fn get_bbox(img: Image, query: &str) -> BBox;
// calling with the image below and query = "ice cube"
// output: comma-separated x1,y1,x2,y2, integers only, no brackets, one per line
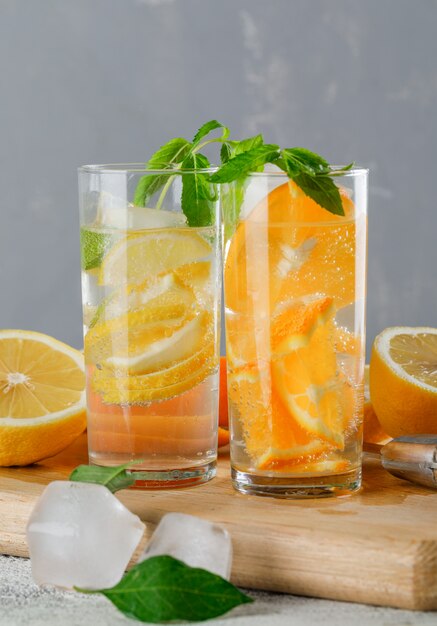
138,513,232,580
26,481,145,590
126,206,187,229
97,192,187,230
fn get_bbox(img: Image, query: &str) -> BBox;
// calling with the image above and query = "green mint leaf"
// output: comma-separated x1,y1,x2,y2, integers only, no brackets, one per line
134,138,191,206
133,174,168,207
292,171,345,216
221,134,264,164
69,463,136,493
146,137,192,169
181,152,217,227
220,141,232,164
210,144,280,183
192,119,230,145
80,228,112,271
234,134,264,154
330,161,355,175
230,134,264,157
76,556,253,623
279,148,347,216
343,162,355,171
282,147,330,176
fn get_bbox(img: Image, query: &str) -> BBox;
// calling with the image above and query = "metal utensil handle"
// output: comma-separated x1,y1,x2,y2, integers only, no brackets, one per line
381,435,437,489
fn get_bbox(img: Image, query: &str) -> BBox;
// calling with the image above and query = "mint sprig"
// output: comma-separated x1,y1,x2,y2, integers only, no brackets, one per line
69,463,137,492
212,144,353,217
134,120,355,225
76,556,252,624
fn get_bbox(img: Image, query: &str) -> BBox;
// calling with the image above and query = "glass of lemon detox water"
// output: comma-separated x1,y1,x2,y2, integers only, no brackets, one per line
79,164,221,487
223,166,368,497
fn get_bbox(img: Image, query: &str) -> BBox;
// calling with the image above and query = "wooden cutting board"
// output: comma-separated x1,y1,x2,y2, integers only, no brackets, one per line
1,434,436,611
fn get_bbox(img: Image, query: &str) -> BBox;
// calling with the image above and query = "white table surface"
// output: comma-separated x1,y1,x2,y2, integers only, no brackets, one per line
0,554,435,626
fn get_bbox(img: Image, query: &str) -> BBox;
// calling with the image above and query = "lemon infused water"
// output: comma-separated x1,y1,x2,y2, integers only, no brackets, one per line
223,169,368,497
79,165,221,487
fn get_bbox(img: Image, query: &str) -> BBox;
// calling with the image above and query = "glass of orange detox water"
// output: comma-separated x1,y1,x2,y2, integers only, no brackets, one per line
223,166,368,497
79,164,221,487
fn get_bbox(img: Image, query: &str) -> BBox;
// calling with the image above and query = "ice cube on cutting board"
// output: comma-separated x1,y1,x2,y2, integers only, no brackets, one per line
26,481,145,590
138,512,232,580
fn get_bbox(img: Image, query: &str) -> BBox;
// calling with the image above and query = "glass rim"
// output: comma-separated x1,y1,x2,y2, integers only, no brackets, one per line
78,163,368,177
78,163,218,175
248,164,369,178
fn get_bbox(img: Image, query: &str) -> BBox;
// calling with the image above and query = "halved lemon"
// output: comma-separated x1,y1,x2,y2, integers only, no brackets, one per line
0,330,86,466
98,229,212,286
370,327,437,438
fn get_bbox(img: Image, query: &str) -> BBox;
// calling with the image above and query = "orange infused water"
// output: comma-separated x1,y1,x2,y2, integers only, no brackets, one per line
224,174,367,496
80,202,221,485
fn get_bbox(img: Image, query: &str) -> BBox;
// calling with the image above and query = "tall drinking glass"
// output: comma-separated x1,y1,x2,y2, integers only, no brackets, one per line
223,166,368,497
78,164,221,488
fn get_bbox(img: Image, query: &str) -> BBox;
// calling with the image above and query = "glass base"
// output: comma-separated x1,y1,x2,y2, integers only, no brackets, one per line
119,461,216,490
231,466,361,498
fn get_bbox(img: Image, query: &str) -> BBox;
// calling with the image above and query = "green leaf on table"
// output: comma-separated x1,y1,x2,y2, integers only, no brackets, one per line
80,228,113,271
76,556,253,624
210,144,280,183
134,137,192,206
69,463,136,493
192,119,230,145
181,152,217,227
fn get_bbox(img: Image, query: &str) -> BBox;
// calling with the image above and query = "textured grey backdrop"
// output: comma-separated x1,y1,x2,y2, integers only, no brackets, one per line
0,0,436,355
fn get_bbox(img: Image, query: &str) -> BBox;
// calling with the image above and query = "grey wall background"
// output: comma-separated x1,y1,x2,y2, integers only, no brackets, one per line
0,0,436,356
